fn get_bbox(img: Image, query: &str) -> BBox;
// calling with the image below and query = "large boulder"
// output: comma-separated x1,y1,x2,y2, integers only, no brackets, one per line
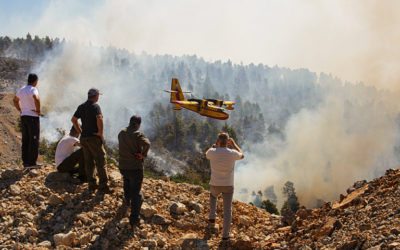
2,169,23,179
37,241,52,248
48,194,64,206
9,184,21,195
45,172,73,183
141,203,157,218
170,202,186,215
53,232,76,246
180,233,210,250
238,215,252,226
152,214,171,225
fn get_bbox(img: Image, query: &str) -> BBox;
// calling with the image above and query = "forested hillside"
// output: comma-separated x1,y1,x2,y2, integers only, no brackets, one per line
2,35,400,210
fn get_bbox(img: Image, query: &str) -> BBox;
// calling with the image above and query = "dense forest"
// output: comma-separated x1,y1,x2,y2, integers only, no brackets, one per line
2,35,400,211
0,34,60,60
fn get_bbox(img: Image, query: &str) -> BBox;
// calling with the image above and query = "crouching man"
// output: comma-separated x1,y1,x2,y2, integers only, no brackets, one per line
118,115,150,226
55,126,86,181
205,132,244,240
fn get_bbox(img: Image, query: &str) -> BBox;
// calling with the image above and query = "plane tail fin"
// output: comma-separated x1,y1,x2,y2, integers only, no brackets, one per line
164,78,190,102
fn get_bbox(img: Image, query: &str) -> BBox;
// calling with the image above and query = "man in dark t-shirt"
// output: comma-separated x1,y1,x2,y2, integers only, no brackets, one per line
71,88,109,193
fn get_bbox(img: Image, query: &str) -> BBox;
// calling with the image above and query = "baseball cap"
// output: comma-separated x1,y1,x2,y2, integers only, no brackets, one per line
88,88,102,97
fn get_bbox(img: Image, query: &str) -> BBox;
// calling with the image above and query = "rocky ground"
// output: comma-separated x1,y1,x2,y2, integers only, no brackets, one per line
2,162,400,249
276,168,400,249
0,163,283,249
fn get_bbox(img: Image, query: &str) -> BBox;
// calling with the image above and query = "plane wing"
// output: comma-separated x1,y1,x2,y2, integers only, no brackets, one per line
172,100,199,105
164,90,192,93
223,101,235,105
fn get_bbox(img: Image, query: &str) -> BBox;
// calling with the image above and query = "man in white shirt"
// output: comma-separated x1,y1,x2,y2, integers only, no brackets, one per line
13,73,41,168
55,126,86,181
205,132,244,240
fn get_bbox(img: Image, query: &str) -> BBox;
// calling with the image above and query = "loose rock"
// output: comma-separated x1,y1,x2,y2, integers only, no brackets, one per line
53,232,76,246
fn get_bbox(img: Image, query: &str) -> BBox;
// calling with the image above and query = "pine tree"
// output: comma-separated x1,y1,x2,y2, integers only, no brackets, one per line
261,200,279,215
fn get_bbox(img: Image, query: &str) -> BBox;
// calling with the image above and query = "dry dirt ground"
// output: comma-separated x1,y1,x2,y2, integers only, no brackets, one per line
0,92,22,165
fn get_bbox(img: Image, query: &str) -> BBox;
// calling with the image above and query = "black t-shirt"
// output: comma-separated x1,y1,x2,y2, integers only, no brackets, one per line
73,100,102,137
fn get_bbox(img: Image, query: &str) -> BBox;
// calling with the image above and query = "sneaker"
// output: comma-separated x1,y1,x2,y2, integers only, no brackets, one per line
222,234,234,241
24,164,42,169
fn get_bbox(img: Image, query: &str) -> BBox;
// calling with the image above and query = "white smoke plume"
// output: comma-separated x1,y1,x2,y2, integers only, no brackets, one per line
234,1,400,207
235,88,400,207
17,0,400,208
37,44,154,142
18,0,400,91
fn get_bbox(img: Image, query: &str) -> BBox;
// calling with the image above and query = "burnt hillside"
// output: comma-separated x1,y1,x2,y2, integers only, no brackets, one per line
0,57,32,92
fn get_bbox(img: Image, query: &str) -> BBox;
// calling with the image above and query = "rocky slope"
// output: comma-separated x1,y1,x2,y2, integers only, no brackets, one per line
2,162,400,249
0,163,283,249
277,168,400,249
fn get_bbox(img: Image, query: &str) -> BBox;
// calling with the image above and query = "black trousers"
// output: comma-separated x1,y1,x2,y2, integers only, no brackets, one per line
57,148,86,178
120,169,143,222
21,116,40,166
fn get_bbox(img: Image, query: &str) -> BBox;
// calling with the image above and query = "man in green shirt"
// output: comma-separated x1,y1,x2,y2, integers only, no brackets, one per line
118,115,150,226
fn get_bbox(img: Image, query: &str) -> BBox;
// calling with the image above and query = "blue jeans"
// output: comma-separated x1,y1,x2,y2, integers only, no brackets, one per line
120,169,143,222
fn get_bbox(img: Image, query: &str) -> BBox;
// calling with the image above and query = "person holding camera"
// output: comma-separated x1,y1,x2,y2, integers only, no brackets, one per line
205,132,244,240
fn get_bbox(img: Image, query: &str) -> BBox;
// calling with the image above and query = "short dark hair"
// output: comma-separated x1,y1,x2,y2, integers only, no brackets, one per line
70,126,78,135
218,132,229,146
88,88,101,98
28,74,38,84
129,115,142,126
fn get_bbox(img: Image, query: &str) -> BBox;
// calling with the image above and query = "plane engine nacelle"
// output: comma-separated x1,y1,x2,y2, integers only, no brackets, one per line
226,105,234,110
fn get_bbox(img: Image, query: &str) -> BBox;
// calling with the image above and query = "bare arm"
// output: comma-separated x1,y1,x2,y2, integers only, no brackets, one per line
74,141,82,147
228,138,245,159
32,94,40,116
71,116,82,134
13,96,21,113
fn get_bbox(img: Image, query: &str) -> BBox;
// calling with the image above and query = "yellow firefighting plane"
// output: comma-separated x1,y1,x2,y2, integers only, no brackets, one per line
164,78,235,120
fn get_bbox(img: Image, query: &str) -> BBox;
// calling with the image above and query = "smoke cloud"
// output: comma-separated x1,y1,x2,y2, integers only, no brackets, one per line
10,0,399,90
235,89,400,207
234,1,400,207
37,44,155,142
18,0,400,207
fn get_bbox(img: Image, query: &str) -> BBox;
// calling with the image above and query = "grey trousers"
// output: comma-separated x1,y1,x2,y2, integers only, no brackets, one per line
208,185,234,238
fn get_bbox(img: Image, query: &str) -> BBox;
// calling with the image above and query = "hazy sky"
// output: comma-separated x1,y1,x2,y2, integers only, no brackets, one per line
1,0,400,90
